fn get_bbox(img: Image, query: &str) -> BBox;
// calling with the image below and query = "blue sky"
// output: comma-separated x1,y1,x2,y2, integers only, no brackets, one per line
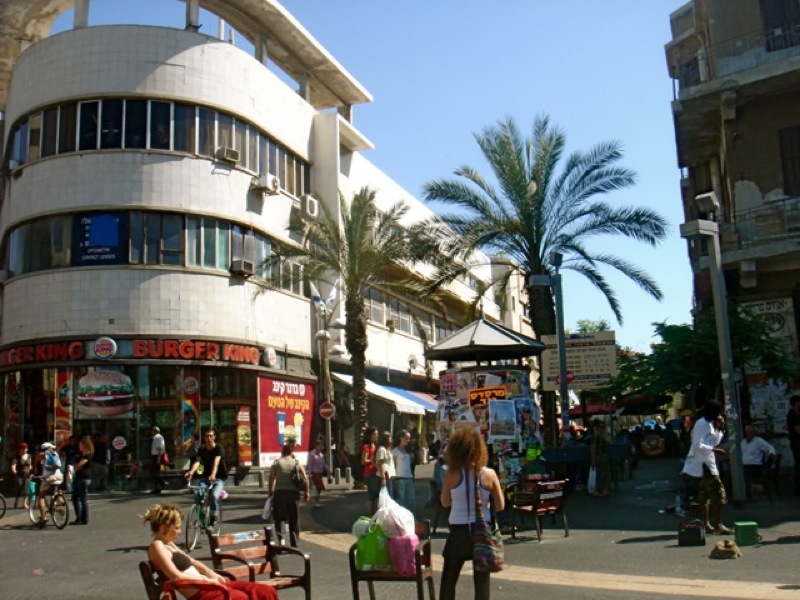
53,1,690,352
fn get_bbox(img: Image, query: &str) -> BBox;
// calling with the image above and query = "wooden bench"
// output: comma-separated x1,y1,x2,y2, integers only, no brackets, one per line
507,479,569,542
139,560,233,600
207,526,311,600
348,520,434,600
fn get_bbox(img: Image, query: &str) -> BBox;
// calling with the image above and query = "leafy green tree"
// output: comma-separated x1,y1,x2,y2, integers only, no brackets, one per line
602,305,797,411
285,186,441,467
423,115,668,439
575,319,611,334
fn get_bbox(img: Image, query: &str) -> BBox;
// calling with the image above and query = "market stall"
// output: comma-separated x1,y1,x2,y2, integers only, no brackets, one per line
425,316,547,486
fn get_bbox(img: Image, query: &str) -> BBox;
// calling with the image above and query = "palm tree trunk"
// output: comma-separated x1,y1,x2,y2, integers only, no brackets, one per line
528,284,560,446
345,293,369,479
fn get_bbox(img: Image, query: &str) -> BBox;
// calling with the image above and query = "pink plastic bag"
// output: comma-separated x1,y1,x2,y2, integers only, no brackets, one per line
388,534,419,577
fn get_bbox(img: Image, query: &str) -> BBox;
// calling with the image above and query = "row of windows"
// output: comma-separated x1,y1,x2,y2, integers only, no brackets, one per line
361,287,455,344
6,211,304,295
8,98,312,198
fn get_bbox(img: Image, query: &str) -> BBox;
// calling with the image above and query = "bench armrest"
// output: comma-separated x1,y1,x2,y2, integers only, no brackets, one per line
163,579,231,600
268,543,311,577
213,552,256,581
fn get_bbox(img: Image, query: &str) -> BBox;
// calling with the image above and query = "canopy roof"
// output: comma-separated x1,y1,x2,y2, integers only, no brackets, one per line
424,317,545,363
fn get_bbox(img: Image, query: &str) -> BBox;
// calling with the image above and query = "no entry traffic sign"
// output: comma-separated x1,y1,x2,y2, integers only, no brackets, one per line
319,401,336,420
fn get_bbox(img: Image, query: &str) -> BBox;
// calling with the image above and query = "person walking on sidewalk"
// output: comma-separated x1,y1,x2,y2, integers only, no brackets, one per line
306,438,329,508
439,426,504,600
150,426,167,494
268,442,309,546
787,394,800,495
10,442,32,509
375,430,395,497
682,400,733,535
392,429,416,514
361,427,379,516
71,435,93,525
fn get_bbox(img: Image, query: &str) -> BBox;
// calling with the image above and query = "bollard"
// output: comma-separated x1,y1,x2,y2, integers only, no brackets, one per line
334,468,341,485
345,466,352,483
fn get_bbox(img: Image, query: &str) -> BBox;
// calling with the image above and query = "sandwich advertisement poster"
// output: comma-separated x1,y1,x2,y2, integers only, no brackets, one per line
75,368,135,419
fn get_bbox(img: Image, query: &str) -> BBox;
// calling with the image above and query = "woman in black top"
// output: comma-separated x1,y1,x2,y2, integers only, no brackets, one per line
72,435,93,524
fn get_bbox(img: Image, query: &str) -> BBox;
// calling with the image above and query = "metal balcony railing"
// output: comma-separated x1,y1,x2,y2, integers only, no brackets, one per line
678,24,800,90
734,197,800,244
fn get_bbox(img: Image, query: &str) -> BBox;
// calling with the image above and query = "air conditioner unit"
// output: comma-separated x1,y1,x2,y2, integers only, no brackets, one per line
230,259,255,277
217,147,240,163
302,194,319,219
385,318,396,332
255,173,280,195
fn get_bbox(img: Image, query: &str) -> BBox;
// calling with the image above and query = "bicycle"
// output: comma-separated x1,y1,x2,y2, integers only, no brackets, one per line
28,476,69,529
185,483,223,552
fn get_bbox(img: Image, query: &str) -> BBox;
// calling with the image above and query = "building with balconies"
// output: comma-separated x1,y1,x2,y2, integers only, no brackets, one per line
666,0,800,397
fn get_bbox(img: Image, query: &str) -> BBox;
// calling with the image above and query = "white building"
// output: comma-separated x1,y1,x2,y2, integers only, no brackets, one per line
0,1,530,473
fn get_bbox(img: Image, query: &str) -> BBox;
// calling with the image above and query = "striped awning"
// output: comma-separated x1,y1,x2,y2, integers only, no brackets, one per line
331,373,425,415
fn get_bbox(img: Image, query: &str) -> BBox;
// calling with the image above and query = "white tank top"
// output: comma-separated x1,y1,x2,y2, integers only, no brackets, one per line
448,468,492,525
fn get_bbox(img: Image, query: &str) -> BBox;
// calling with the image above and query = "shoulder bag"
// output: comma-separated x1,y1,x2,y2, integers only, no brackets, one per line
291,459,306,491
471,468,504,573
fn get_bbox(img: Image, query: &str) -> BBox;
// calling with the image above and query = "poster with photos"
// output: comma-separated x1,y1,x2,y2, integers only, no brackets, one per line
488,399,517,440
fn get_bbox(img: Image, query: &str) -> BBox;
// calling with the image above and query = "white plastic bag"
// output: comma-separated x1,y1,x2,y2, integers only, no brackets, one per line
587,466,597,495
370,486,415,538
261,496,273,522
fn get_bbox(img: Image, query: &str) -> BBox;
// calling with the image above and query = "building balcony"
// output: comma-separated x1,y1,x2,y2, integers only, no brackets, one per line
734,197,800,244
675,26,800,92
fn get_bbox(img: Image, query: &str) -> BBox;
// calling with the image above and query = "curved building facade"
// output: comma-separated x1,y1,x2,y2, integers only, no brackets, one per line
0,2,524,478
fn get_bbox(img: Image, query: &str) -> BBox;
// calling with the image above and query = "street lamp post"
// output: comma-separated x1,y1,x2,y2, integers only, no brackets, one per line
311,281,345,480
680,191,746,505
530,251,570,437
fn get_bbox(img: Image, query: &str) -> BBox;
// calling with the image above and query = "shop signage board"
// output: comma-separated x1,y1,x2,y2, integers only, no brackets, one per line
257,375,316,465
540,331,617,391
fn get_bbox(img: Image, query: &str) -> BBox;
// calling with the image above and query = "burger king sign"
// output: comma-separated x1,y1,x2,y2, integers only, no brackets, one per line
93,337,118,360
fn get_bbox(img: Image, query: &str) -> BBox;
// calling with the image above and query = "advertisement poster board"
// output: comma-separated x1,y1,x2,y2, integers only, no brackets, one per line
258,376,315,466
180,369,200,453
54,369,72,447
237,406,253,466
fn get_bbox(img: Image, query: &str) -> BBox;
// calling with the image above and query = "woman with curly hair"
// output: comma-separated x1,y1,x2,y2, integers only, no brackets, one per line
439,426,504,600
143,503,277,599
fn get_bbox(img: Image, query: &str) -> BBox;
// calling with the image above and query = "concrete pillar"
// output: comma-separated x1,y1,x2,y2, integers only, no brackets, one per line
74,0,90,29
299,73,311,102
218,18,225,40
185,0,200,31
256,35,268,66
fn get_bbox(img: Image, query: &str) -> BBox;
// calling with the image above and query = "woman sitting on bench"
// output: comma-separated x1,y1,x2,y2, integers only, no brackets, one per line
144,503,278,599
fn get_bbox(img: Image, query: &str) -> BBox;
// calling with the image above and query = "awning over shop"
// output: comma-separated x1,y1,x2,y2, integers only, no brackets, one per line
331,373,425,415
383,386,438,413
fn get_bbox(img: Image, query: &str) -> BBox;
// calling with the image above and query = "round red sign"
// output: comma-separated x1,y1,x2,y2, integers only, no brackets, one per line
319,401,336,420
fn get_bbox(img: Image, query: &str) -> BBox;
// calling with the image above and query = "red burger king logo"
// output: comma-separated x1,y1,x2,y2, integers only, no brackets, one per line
93,337,117,360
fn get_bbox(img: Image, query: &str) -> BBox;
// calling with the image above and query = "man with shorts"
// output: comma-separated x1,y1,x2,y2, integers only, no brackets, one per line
37,442,63,527
682,400,732,534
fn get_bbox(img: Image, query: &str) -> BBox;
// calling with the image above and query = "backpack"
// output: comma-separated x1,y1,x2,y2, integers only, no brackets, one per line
45,450,61,470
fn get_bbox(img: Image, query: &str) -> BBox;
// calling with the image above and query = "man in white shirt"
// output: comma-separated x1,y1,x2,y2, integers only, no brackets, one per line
741,424,777,498
150,426,166,494
682,400,732,535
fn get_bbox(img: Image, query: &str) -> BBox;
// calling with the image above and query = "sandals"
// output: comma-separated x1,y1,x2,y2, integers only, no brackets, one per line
714,525,733,535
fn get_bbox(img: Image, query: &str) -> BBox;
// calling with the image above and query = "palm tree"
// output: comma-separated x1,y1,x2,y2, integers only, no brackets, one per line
286,186,439,469
423,115,668,439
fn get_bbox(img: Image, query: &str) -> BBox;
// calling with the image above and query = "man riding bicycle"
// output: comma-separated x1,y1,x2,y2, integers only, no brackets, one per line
36,442,63,526
183,428,227,525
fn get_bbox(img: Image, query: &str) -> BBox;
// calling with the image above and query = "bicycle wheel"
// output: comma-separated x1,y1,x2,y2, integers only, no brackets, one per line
51,493,69,529
209,504,222,536
185,505,200,552
0,494,6,520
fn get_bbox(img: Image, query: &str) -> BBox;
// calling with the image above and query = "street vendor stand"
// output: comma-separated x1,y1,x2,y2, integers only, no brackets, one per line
425,316,562,531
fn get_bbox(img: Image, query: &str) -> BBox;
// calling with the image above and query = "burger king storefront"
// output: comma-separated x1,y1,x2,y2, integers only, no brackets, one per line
0,336,317,484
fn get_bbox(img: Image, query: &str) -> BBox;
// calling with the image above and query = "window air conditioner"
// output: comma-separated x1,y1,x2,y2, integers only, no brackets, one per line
230,259,255,277
302,194,319,219
385,318,396,332
217,147,240,163
256,173,280,195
